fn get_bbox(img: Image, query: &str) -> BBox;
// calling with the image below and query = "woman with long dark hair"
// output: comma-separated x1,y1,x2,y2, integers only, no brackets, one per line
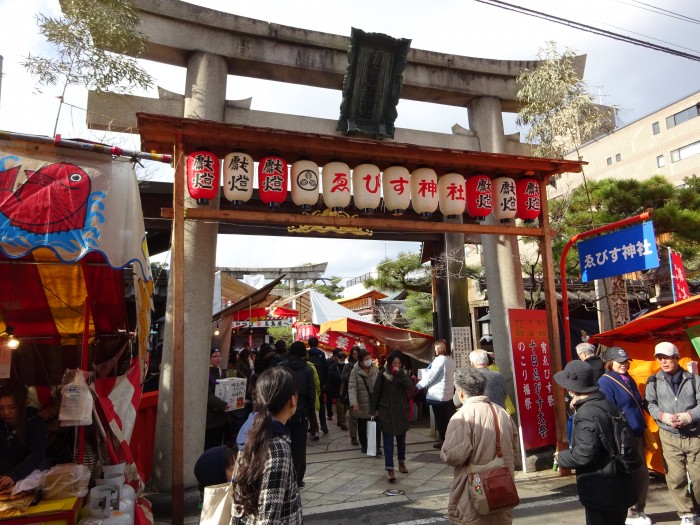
0,382,47,490
370,350,413,483
232,367,302,524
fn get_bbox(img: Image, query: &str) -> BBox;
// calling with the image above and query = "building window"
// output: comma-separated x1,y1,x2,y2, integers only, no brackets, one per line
666,103,700,129
671,140,700,163
606,157,612,165
615,153,622,162
657,155,665,168
652,121,660,135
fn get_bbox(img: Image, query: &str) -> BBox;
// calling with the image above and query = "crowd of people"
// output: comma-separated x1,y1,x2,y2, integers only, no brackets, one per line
198,335,700,525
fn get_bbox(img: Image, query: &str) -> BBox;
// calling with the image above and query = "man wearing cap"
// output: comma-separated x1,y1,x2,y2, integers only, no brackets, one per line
646,341,700,525
554,360,635,524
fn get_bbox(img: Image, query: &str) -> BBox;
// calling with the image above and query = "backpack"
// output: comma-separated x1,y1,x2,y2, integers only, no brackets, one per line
597,409,643,476
328,362,343,386
309,350,328,386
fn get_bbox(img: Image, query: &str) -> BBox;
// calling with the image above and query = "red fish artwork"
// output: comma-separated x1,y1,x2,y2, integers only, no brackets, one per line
0,163,92,234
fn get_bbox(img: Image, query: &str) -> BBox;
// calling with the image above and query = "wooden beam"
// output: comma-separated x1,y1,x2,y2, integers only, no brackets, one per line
160,207,546,238
137,113,584,179
538,176,570,470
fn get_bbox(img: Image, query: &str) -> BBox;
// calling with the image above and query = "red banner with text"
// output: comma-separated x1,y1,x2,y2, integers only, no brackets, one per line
508,309,556,450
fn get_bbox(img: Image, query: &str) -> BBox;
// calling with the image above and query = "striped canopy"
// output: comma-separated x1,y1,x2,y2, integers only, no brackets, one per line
0,138,152,375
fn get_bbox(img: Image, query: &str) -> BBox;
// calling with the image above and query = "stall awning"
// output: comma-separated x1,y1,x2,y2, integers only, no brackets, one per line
590,294,700,349
320,317,434,362
0,138,152,365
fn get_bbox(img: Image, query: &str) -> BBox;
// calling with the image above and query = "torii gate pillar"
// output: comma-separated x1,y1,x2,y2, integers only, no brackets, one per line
468,96,525,401
154,52,227,492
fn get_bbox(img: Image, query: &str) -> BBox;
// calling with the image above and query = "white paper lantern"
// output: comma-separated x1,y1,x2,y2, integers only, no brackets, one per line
438,172,466,217
222,152,254,205
410,168,438,217
382,166,411,216
290,160,320,209
352,163,381,213
322,161,351,211
492,176,517,222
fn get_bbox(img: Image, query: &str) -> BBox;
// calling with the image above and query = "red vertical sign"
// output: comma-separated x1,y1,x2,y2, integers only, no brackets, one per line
508,309,556,449
670,248,690,302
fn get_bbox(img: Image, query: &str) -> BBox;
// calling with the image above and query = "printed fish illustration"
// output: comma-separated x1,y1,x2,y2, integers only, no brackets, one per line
0,163,92,234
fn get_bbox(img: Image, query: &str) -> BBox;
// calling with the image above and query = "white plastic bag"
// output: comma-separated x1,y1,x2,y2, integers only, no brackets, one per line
42,463,91,499
12,469,47,495
367,419,377,456
59,369,93,426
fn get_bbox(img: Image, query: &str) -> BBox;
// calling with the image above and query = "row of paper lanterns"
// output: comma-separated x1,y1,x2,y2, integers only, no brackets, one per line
186,150,542,222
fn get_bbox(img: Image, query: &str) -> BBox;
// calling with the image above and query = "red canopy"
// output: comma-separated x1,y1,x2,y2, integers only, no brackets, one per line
590,294,700,353
320,317,434,362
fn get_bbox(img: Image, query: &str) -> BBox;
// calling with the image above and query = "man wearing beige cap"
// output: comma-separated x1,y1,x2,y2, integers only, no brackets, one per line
645,341,700,525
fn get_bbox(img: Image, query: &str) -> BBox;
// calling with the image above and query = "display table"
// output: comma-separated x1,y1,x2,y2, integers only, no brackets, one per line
0,496,83,525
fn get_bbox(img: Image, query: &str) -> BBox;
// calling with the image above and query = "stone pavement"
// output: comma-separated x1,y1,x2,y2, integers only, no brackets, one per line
152,414,556,523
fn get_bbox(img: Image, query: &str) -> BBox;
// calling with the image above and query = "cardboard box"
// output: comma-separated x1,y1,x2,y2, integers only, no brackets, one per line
215,377,247,411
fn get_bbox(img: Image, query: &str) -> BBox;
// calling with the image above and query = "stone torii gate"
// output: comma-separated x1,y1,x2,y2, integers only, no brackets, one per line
87,0,586,513
219,263,328,295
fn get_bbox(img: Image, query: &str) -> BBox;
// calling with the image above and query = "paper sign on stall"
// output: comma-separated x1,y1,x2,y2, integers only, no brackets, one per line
215,378,247,411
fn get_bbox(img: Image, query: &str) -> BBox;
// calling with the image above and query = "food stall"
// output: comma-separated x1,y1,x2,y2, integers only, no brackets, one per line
0,134,163,522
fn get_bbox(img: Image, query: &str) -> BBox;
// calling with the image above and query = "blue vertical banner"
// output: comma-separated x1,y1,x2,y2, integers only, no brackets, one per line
578,222,659,282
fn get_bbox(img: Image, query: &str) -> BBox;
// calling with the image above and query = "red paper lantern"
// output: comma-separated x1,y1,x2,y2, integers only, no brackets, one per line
186,150,220,205
258,155,289,208
465,175,492,220
516,178,541,222
492,176,517,223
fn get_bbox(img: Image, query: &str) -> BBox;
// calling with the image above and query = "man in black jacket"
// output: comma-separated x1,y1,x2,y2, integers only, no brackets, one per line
554,360,635,525
576,342,604,381
308,336,329,434
280,341,316,487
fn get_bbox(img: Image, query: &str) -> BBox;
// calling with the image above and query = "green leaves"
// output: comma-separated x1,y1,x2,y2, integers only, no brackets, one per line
516,42,613,159
22,0,153,95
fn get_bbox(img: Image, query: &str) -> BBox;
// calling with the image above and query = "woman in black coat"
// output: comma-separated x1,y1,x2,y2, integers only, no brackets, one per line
370,350,413,483
554,360,635,525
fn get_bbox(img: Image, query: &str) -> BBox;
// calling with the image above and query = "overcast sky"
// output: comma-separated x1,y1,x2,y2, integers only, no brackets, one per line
1,0,699,285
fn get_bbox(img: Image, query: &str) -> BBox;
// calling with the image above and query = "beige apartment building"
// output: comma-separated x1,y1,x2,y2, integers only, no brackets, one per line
557,89,700,196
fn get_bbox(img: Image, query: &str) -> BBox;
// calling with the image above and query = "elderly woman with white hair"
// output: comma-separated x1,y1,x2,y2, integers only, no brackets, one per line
440,366,519,524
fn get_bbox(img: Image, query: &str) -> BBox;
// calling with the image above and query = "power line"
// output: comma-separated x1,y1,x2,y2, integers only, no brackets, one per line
617,0,700,25
474,0,700,62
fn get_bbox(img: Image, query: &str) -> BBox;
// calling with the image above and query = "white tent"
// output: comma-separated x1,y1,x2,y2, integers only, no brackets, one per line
273,288,364,325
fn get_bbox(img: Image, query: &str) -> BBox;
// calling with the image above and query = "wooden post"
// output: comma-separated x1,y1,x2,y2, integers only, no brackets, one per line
538,178,570,466
171,140,185,523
